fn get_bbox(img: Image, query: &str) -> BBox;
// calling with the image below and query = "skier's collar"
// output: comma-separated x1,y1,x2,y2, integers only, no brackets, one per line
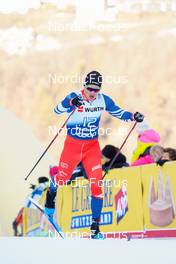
81,90,96,103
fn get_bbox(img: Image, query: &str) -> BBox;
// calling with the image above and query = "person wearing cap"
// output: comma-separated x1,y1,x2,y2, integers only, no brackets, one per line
131,128,161,164
45,70,144,239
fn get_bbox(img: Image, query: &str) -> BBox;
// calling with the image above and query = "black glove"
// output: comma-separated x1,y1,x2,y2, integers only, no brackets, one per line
156,159,168,167
134,112,144,123
30,184,36,190
71,96,84,107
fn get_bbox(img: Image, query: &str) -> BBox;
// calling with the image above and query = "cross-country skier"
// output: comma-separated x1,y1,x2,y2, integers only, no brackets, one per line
44,71,144,239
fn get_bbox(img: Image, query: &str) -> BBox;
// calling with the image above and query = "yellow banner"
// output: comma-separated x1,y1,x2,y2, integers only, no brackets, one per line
23,162,176,237
23,191,49,236
56,166,143,237
141,161,176,230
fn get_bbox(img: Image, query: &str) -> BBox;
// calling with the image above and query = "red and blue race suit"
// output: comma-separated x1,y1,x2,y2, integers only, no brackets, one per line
52,90,133,220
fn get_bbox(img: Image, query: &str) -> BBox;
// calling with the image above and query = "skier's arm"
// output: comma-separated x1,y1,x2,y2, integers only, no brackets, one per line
54,92,78,115
103,94,133,121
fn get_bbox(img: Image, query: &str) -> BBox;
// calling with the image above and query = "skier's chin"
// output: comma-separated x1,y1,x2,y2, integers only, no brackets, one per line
89,95,96,100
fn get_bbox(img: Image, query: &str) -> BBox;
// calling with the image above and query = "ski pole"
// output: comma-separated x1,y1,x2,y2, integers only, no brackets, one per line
103,121,137,179
25,108,76,181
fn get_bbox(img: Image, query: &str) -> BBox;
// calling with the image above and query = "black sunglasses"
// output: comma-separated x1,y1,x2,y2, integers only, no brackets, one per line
86,87,100,93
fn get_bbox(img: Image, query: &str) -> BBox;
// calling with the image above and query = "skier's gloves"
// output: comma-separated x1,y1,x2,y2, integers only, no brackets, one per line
70,96,84,107
133,112,144,123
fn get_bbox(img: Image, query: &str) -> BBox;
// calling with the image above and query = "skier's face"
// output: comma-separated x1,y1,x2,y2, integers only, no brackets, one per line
84,87,100,100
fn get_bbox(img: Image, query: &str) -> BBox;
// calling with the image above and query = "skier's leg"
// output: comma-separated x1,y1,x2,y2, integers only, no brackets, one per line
82,140,103,238
45,136,82,217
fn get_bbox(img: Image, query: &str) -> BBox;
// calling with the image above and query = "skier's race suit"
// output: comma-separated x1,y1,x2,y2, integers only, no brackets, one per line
52,89,133,219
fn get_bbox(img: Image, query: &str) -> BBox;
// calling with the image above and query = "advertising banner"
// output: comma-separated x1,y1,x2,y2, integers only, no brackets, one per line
23,191,49,236
141,161,176,237
56,166,144,238
23,162,176,238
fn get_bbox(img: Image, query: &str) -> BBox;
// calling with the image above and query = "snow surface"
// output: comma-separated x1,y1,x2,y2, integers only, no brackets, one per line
0,237,176,264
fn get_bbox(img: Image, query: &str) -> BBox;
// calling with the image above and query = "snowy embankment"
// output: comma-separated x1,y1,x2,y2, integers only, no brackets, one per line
0,237,175,264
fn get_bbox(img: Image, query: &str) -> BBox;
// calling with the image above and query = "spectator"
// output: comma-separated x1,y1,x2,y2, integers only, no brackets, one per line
131,128,160,163
157,148,176,166
131,145,164,166
163,148,176,161
49,166,59,178
12,208,23,236
102,144,129,170
24,176,49,208
12,176,49,236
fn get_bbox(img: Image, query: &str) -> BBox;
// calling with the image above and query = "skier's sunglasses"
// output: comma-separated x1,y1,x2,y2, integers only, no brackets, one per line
86,87,100,93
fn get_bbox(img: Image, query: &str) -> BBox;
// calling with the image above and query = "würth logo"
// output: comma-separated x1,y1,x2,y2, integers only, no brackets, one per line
78,106,84,112
85,107,104,112
77,106,104,113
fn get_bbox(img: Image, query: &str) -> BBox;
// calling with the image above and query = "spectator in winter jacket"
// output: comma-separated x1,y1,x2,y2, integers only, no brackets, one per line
24,176,49,208
102,144,129,170
131,145,164,167
157,147,176,166
131,128,161,164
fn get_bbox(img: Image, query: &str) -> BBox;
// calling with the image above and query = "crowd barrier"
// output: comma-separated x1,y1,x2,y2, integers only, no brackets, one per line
23,161,176,238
